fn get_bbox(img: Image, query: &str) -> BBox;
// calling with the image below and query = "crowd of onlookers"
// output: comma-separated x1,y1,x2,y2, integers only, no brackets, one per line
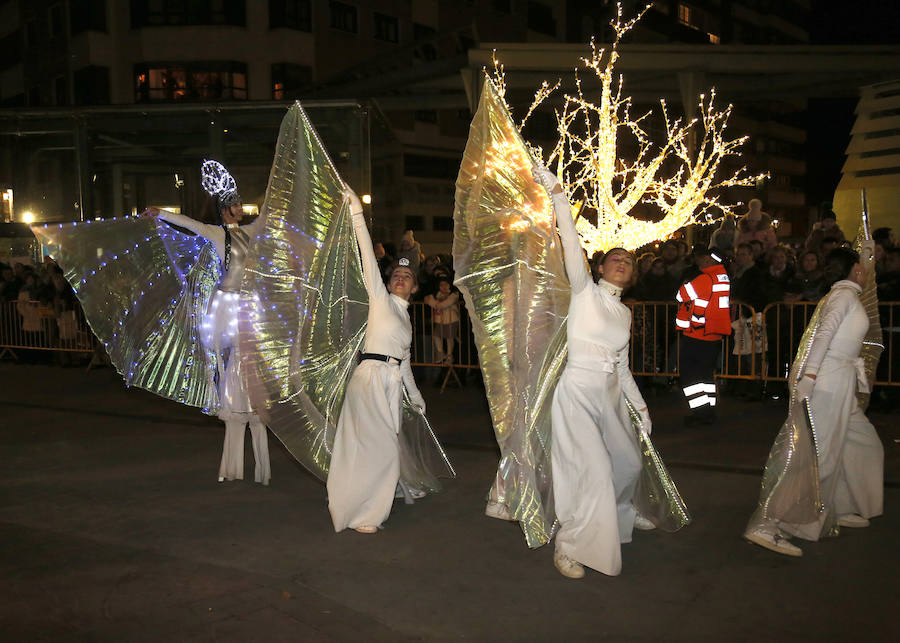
1,256,83,363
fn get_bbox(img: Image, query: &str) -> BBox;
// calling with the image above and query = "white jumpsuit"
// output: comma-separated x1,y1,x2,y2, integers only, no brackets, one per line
550,191,648,576
777,280,884,540
326,207,426,532
156,210,271,485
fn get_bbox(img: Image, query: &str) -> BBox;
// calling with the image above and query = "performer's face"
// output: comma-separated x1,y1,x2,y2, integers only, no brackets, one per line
389,267,417,300
222,203,243,225
600,250,634,287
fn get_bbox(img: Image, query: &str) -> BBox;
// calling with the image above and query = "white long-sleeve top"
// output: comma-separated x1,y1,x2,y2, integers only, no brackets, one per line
551,190,647,410
156,210,265,290
803,280,869,378
351,208,425,408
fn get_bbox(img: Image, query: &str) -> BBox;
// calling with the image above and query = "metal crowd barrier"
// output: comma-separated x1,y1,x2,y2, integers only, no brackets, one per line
3,296,897,388
0,299,98,361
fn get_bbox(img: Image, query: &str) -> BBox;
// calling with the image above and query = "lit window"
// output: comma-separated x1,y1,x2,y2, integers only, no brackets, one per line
708,32,720,44
678,3,692,27
134,62,249,102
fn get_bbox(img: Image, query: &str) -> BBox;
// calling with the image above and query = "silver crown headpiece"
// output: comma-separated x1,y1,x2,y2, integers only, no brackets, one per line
398,257,410,267
200,159,240,206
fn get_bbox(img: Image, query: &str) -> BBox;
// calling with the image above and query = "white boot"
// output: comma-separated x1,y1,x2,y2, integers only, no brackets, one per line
554,551,585,579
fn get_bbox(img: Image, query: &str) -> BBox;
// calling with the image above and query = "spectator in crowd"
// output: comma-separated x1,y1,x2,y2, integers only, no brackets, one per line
873,227,894,250
660,240,688,282
877,247,900,302
763,246,795,303
731,243,767,312
735,199,777,250
373,241,393,283
748,239,767,269
636,252,655,278
425,276,461,371
784,250,827,303
1,262,22,301
637,258,679,301
398,230,422,274
16,271,46,363
709,214,738,253
417,254,444,300
804,209,846,256
729,243,767,398
819,235,841,260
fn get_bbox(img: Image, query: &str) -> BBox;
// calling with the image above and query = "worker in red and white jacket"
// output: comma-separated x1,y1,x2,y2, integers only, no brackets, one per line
675,245,732,425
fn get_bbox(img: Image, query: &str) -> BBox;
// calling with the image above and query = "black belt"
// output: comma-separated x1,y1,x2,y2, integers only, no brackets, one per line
359,352,401,365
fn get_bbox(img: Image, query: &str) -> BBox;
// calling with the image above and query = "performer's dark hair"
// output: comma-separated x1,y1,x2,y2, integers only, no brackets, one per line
199,194,227,224
822,247,859,286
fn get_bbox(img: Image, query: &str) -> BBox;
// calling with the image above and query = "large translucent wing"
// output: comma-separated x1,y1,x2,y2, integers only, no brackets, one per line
32,217,220,412
453,77,570,547
239,102,368,481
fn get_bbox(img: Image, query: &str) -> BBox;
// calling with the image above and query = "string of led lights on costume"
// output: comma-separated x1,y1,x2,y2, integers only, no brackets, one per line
32,216,221,413
489,2,767,255
237,102,454,492
452,76,689,549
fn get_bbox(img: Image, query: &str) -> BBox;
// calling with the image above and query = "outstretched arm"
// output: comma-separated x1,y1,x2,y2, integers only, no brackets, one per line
345,188,383,298
532,166,590,294
143,207,220,241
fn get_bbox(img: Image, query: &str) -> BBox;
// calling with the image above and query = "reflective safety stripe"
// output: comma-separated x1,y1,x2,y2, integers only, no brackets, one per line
676,318,690,328
718,296,729,308
684,282,699,301
701,382,717,393
676,291,683,302
711,284,729,292
694,298,709,307
691,315,706,324
689,395,714,408
683,383,706,396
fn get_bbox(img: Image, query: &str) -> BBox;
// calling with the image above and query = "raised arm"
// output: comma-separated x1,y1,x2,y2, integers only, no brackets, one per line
345,188,383,298
532,166,590,294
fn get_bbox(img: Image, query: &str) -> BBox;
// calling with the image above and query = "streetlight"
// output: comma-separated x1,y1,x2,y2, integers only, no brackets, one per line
22,211,35,224
361,194,372,205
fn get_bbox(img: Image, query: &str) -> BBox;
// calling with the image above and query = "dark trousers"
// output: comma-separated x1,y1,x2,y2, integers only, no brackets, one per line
679,335,721,418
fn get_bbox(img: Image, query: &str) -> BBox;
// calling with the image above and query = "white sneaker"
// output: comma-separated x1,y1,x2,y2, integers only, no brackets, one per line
744,528,803,557
485,501,514,521
837,514,870,528
634,514,656,531
554,551,585,579
217,476,225,483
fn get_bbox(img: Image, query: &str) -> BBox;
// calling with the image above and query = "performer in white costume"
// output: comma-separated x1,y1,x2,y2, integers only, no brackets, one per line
326,188,428,534
744,246,884,556
144,160,271,485
534,167,655,579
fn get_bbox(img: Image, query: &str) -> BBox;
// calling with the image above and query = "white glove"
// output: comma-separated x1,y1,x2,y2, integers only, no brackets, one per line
637,407,652,436
342,186,363,214
531,165,562,195
794,375,815,402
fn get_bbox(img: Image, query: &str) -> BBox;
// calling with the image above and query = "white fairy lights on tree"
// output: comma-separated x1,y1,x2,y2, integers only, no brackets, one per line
492,3,768,254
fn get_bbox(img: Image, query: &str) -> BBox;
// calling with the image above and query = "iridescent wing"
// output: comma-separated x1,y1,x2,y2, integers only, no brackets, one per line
853,190,883,410
238,102,367,481
453,77,570,547
32,217,221,412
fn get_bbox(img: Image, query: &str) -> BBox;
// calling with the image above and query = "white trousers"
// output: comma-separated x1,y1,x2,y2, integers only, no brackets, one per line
219,418,271,485
551,364,641,576
327,361,402,532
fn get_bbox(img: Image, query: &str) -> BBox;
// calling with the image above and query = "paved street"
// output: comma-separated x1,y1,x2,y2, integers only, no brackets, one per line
1,362,897,641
